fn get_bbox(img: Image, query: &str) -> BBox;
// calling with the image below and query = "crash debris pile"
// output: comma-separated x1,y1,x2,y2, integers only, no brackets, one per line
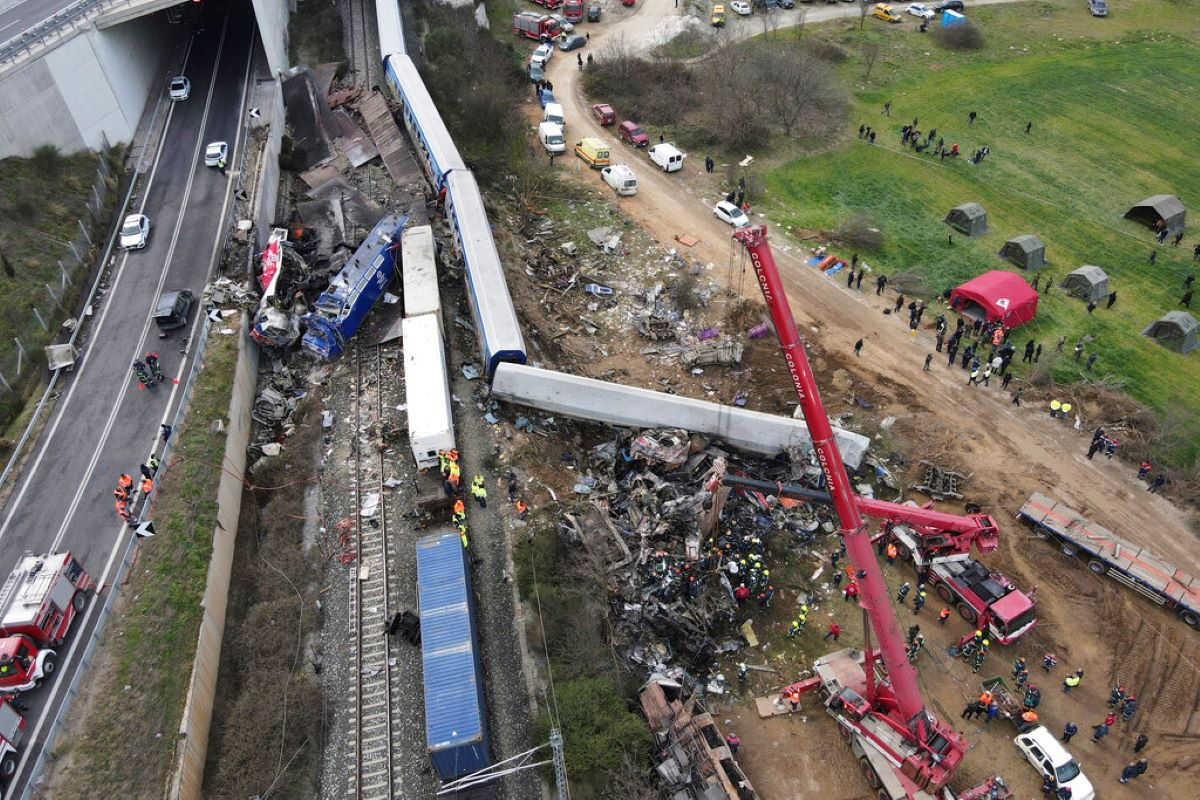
554,428,836,679
501,203,747,374
911,459,967,501
639,675,759,800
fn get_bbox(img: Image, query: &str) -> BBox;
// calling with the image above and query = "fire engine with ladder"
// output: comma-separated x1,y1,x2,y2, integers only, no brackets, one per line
728,225,1012,799
0,698,25,782
0,552,94,695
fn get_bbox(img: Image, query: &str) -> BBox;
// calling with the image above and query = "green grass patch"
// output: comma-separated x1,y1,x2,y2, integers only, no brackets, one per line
46,330,241,797
760,0,1200,466
0,148,113,437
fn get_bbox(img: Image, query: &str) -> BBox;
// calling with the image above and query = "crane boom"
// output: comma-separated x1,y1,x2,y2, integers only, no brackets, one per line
720,473,1000,557
732,226,966,789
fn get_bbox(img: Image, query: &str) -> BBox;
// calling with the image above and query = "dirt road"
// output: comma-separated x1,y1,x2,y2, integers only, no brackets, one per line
536,2,1200,797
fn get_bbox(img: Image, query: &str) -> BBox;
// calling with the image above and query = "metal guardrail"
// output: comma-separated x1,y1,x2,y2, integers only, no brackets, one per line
0,0,135,65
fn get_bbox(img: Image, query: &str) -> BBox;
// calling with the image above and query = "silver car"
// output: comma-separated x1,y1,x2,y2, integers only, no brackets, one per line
169,76,191,101
204,141,228,167
120,214,150,249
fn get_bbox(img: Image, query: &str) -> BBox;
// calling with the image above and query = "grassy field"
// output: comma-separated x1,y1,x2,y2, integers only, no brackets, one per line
46,329,239,797
759,0,1200,465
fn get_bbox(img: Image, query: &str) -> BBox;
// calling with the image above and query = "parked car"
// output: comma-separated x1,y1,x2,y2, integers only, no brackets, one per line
587,4,602,21
730,0,752,14
777,0,796,7
549,14,573,32
119,214,150,249
560,33,587,50
532,42,554,65
168,76,191,101
711,4,726,25
204,141,228,167
591,103,616,125
621,0,635,6
618,121,649,147
538,89,557,108
713,201,749,228
873,3,903,22
933,0,964,10
905,3,934,18
539,122,566,155
1014,727,1095,800
1087,0,1107,15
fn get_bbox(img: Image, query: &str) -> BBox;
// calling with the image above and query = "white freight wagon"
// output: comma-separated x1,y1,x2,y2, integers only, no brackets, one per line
402,225,442,333
403,314,455,470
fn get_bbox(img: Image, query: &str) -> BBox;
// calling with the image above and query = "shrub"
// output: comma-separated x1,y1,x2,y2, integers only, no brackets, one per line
31,144,64,177
935,22,986,51
832,214,883,250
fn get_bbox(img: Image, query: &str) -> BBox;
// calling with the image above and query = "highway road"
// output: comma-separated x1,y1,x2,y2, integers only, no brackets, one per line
0,0,256,795
0,0,78,48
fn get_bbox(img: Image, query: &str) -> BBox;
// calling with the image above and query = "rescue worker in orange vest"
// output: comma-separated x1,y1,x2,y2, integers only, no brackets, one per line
140,477,153,495
452,498,465,518
938,607,951,625
114,499,131,521
514,499,528,520
118,473,133,494
979,689,994,706
992,326,1004,347
114,486,129,502
1018,708,1039,733
886,542,898,564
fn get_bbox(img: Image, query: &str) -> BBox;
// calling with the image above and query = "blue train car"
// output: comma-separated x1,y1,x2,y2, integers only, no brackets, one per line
383,54,467,190
300,213,407,359
375,0,405,58
416,531,490,781
444,170,527,376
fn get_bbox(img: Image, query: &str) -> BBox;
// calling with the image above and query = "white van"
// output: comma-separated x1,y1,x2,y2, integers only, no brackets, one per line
648,143,685,173
543,102,565,129
601,164,637,196
538,121,566,155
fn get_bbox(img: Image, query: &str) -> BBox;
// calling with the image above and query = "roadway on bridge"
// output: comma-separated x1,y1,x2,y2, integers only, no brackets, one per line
0,0,256,795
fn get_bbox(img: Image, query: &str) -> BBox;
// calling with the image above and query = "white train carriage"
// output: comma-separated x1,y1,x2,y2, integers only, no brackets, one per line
375,0,405,58
383,53,466,190
444,171,527,376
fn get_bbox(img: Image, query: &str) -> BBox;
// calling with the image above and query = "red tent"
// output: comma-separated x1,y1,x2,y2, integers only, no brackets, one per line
950,270,1038,329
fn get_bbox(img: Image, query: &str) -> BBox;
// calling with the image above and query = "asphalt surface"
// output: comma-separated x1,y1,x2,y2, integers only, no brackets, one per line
0,0,255,795
0,0,64,48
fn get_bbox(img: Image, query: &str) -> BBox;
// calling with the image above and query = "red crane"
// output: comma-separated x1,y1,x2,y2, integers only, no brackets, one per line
732,226,966,794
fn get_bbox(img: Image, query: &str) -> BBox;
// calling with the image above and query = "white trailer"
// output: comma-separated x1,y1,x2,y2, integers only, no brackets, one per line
402,225,442,333
403,314,455,470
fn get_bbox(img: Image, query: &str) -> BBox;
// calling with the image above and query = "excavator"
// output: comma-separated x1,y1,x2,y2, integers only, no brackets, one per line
729,226,976,799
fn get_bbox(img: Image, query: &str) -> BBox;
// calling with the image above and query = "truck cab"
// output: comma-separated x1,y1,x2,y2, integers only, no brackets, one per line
0,700,25,781
0,635,54,694
563,0,585,21
0,553,93,648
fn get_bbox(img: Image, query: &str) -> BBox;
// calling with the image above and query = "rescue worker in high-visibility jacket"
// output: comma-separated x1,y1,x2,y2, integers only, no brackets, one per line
470,475,487,508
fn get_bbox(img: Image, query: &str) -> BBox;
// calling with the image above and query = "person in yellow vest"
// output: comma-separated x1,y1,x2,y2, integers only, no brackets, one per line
457,520,468,548
470,475,487,508
1061,402,1072,420
438,450,448,475
1049,399,1061,418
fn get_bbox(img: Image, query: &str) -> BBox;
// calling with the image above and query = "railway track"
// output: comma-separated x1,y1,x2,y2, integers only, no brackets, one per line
345,0,380,90
347,343,402,800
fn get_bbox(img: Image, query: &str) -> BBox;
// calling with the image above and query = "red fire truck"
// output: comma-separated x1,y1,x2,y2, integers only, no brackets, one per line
0,699,25,781
0,552,94,694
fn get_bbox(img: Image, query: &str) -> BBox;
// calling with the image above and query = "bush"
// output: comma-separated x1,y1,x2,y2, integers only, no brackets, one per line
934,22,986,51
31,144,64,177
832,214,883,250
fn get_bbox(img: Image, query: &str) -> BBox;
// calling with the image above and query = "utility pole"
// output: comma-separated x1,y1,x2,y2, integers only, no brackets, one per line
550,728,568,800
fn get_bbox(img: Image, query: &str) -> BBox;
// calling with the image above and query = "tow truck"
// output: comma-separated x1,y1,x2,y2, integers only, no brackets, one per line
718,475,1037,645
0,699,25,781
0,552,94,694
732,226,968,798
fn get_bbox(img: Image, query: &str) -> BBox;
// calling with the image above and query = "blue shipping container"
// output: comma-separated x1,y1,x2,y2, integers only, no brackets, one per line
416,531,490,781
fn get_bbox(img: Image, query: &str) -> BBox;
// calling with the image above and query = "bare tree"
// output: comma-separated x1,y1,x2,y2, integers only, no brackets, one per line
759,7,782,39
753,42,846,137
859,0,870,31
861,42,881,82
